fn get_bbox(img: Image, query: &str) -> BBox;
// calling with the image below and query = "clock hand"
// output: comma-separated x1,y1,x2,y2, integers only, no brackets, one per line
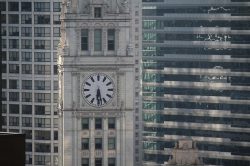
96,87,102,106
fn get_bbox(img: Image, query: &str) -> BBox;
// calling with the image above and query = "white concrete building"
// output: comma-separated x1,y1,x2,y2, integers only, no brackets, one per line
57,0,141,165
1,0,61,165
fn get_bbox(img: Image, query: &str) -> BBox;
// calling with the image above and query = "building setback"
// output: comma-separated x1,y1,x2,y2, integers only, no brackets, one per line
142,0,250,166
1,0,61,165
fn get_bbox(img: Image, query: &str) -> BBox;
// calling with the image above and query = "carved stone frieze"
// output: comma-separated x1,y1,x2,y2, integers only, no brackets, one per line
75,111,123,118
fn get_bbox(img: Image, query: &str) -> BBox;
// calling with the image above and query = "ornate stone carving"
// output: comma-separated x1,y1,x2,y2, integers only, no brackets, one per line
126,44,133,56
82,4,90,14
118,0,129,13
166,140,203,166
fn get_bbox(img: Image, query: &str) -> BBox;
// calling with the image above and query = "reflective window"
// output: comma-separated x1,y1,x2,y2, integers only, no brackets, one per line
9,64,19,73
95,138,102,149
94,7,102,18
35,27,50,37
108,138,115,150
9,104,19,114
108,118,115,129
34,15,50,24
35,80,51,90
22,64,32,74
21,14,32,24
21,39,32,49
35,155,50,165
95,118,102,129
1,26,6,36
53,40,59,50
35,118,51,128
34,52,51,62
8,2,19,11
9,51,19,61
82,118,89,130
82,158,89,166
34,65,51,75
82,138,89,150
9,39,19,49
9,79,19,89
34,2,50,12
9,27,19,36
21,27,32,37
35,105,51,115
0,2,6,11
22,92,32,102
22,80,32,90
35,93,51,103
53,15,60,24
34,40,51,49
2,51,6,61
21,52,32,62
9,117,19,126
94,29,102,51
108,158,116,166
9,14,19,24
108,29,115,51
81,29,89,51
35,143,51,152
95,158,102,166
2,39,6,48
2,80,6,89
35,131,51,140
21,2,31,11
53,2,61,12
22,117,32,127
53,27,60,37
22,105,32,114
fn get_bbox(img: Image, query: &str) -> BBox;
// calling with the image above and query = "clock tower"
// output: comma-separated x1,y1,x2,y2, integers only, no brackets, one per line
57,0,141,165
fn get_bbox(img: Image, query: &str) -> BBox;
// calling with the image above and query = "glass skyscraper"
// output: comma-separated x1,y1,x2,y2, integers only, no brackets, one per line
1,1,60,165
142,0,250,165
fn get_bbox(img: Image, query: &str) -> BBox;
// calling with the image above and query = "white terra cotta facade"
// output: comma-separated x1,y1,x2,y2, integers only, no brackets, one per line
57,0,141,165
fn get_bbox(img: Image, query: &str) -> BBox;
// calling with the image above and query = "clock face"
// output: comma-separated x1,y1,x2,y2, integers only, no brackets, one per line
82,73,115,107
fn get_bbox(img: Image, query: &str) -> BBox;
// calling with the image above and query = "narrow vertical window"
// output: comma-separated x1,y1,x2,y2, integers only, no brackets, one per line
94,29,102,51
82,158,89,166
81,29,88,51
94,7,102,18
108,29,115,51
82,118,89,129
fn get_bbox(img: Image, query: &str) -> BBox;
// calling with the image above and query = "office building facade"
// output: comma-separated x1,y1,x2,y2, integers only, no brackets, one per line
142,0,250,165
1,0,60,165
58,0,141,165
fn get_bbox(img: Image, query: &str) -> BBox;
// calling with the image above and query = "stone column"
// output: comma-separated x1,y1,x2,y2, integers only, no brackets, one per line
76,29,81,56
115,28,121,56
103,28,107,56
103,118,108,165
90,118,95,165
89,29,94,56
116,116,121,166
